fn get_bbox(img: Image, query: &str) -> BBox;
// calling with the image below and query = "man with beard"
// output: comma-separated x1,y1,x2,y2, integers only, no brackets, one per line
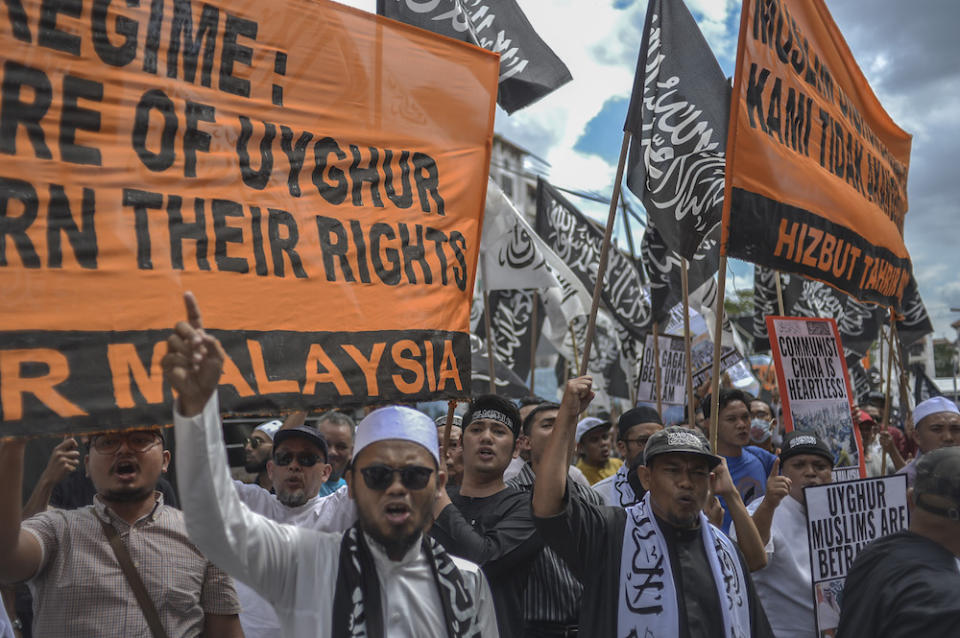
430,394,542,638
316,411,355,496
165,293,497,637
731,432,834,637
592,406,663,507
244,419,281,490
897,396,960,487
0,428,242,637
533,377,773,638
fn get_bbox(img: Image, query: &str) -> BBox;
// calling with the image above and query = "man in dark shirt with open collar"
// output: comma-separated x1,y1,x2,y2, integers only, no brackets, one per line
532,376,773,638
431,394,542,638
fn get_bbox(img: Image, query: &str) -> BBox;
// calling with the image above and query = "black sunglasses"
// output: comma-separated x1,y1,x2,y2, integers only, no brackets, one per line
359,464,434,491
245,437,270,449
274,451,322,467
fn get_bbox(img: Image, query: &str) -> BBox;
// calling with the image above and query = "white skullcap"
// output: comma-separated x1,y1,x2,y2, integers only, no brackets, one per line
254,419,282,440
915,396,960,426
576,416,611,444
354,406,440,465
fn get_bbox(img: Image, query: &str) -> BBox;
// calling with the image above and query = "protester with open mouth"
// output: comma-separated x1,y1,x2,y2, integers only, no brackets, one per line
430,394,543,638
0,425,242,637
165,292,497,638
533,376,773,638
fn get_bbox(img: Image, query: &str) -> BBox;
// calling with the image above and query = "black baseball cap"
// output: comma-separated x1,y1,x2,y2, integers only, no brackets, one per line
914,447,960,520
780,431,834,466
643,426,722,469
617,406,662,439
273,425,328,461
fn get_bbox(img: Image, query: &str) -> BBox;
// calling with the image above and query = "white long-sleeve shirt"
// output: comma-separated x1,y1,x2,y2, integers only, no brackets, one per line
174,394,499,638
231,481,356,637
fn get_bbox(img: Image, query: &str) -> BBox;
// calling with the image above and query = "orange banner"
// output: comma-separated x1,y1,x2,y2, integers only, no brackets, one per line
723,0,912,306
0,0,499,434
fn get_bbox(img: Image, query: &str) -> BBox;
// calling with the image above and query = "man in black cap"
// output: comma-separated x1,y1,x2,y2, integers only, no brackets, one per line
592,406,664,507
430,394,542,638
732,431,834,637
838,447,960,636
533,377,773,638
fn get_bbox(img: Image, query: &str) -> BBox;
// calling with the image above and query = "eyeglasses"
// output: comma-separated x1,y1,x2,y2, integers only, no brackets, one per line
91,431,161,454
623,436,652,447
274,451,322,467
359,464,434,491
245,437,271,449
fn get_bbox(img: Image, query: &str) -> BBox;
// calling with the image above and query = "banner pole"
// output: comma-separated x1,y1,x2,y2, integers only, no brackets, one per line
578,132,631,377
708,255,729,452
570,323,581,376
480,255,497,394
440,400,457,470
879,309,896,476
681,258,696,427
529,291,539,394
774,270,786,315
653,322,663,416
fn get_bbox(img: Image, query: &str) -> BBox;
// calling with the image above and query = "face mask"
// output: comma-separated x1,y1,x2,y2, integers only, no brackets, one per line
749,418,773,444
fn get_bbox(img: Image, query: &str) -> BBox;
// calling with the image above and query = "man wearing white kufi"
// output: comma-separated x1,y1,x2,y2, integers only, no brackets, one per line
164,292,498,638
898,396,960,487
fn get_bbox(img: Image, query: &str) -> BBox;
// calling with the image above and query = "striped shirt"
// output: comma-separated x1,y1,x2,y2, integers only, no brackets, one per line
22,493,240,638
508,462,604,624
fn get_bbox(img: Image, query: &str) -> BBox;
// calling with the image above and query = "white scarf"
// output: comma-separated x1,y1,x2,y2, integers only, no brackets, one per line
612,462,638,507
618,492,750,638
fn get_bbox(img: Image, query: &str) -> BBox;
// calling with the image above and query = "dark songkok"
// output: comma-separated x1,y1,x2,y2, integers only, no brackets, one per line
617,406,662,440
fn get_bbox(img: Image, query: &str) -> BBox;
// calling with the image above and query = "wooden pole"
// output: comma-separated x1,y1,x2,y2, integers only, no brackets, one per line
708,255,729,453
570,323,581,375
579,132,631,377
774,270,786,315
529,291,539,394
653,322,663,416
480,255,497,394
440,400,457,469
879,310,896,476
681,258,696,427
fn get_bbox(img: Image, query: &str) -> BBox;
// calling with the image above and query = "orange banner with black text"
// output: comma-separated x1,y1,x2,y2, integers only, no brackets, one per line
0,0,499,434
723,0,912,306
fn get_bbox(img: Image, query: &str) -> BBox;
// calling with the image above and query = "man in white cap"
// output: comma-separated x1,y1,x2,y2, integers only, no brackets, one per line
244,419,281,490
575,417,622,485
163,293,498,638
898,396,960,487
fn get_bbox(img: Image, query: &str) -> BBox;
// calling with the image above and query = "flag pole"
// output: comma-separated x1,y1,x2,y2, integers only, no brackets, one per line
480,255,497,394
653,322,663,416
879,309,896,476
708,255,729,452
681,258,696,427
774,270,786,315
579,132,631,376
529,291,539,394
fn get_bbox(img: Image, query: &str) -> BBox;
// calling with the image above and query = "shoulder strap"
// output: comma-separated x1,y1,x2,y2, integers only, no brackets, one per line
98,517,169,638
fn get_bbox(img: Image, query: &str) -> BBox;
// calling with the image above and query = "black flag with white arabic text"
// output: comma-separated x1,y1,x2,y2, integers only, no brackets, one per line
624,0,729,259
480,289,544,383
896,274,933,348
641,220,719,324
377,0,571,113
535,179,653,340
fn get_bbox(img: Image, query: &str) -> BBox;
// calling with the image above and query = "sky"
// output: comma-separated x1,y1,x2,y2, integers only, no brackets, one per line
337,0,960,340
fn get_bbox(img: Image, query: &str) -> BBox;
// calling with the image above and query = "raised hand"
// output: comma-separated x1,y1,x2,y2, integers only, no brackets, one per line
710,457,738,499
560,376,595,419
161,292,226,417
41,438,80,484
763,458,792,508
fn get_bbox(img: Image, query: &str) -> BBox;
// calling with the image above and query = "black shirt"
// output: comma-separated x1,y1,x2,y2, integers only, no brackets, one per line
838,530,960,637
430,484,542,638
534,486,773,638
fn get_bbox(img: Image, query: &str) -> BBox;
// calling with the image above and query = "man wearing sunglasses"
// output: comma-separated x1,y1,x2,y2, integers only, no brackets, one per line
243,419,281,491
165,292,497,637
0,428,243,637
429,394,543,638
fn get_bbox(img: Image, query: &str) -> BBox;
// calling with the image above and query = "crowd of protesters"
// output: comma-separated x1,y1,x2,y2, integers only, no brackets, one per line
1,293,959,637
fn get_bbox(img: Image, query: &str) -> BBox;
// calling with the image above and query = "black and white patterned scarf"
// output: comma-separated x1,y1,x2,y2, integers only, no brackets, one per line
332,525,482,638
